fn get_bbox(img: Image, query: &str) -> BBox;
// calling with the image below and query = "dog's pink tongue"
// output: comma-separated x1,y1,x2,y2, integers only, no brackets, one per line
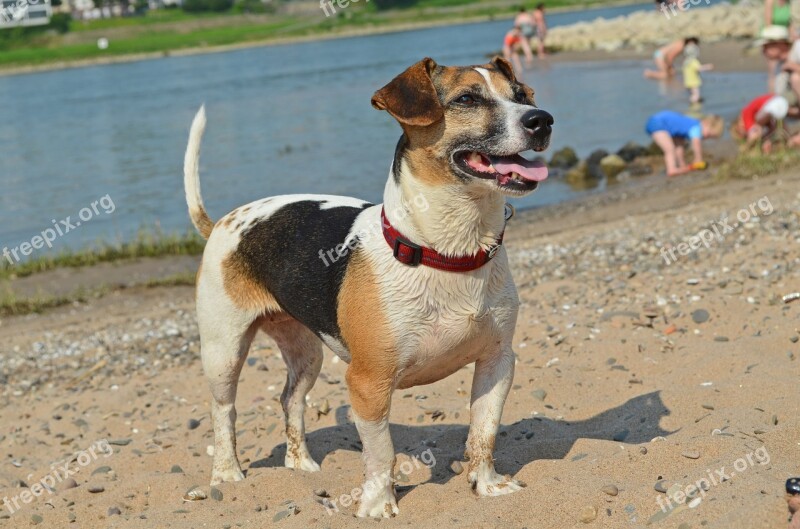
491,155,549,182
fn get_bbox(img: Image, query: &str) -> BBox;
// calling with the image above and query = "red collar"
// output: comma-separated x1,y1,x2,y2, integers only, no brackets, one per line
380,206,512,272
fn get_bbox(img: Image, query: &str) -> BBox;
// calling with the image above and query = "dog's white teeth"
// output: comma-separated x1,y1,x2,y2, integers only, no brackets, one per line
468,152,483,164
511,172,521,181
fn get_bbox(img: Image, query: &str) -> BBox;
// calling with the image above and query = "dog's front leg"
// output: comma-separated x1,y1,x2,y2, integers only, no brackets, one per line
347,368,399,518
465,347,525,496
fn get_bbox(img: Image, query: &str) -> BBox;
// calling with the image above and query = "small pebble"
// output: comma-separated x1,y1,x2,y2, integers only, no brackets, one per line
450,461,464,475
691,309,710,324
210,487,223,501
654,480,668,493
91,466,112,475
87,485,105,493
170,465,184,473
313,489,328,498
601,485,619,496
579,505,597,523
682,450,701,459
107,507,121,516
31,514,43,525
531,389,547,401
187,419,201,430
60,478,78,491
183,489,207,501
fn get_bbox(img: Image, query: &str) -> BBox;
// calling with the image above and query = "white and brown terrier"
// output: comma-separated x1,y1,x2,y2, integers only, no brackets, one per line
183,56,553,518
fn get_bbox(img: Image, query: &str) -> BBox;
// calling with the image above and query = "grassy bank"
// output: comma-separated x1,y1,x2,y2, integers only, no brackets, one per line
0,0,624,70
0,229,205,281
716,149,800,181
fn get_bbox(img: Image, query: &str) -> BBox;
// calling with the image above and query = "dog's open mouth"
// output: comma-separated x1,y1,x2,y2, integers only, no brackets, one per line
456,151,548,191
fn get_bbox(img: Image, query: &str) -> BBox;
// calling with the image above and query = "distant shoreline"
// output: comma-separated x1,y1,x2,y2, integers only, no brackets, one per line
0,0,646,77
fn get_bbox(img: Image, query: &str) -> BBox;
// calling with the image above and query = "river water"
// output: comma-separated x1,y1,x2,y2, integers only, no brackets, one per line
0,3,763,254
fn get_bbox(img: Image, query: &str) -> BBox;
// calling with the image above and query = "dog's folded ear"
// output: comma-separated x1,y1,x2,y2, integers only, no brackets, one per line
491,56,517,82
491,56,536,104
371,57,443,128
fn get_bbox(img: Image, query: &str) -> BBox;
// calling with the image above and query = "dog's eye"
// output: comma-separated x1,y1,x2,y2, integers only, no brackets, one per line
513,89,527,104
455,94,477,105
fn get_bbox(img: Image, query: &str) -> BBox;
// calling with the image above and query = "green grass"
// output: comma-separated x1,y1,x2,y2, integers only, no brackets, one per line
716,149,800,180
0,0,623,69
144,272,198,288
0,229,205,280
0,288,90,316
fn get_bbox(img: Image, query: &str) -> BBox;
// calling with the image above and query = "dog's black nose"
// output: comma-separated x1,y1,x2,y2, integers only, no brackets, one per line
521,109,554,137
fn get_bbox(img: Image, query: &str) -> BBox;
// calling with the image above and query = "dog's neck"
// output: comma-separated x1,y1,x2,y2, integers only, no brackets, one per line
382,162,507,258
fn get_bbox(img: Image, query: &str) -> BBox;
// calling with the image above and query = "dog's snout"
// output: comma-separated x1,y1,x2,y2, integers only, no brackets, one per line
521,109,554,138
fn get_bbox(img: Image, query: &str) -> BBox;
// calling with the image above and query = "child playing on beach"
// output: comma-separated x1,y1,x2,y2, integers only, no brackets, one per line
682,42,713,103
645,110,724,176
732,94,790,154
503,26,525,74
645,37,698,80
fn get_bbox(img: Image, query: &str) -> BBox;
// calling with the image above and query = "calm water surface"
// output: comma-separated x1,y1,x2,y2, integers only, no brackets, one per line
0,3,763,255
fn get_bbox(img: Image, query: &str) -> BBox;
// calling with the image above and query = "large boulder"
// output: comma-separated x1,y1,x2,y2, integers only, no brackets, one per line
616,141,649,162
550,147,579,169
586,149,609,179
599,154,627,178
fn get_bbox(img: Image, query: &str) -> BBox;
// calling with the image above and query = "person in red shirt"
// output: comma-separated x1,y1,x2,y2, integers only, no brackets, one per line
502,26,525,74
734,94,790,153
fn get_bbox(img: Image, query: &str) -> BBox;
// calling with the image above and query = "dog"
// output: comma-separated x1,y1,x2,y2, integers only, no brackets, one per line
183,56,553,518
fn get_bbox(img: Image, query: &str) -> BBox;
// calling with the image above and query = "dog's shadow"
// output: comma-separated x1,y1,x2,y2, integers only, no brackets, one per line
250,391,672,489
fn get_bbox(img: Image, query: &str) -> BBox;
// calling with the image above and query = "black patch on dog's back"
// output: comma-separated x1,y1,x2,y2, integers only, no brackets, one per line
233,200,372,339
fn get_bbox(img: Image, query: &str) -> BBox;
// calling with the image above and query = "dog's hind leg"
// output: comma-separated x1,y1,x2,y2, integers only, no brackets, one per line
262,319,323,472
198,282,261,485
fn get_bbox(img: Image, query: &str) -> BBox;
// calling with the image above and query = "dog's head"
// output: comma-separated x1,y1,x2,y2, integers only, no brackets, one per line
372,57,553,197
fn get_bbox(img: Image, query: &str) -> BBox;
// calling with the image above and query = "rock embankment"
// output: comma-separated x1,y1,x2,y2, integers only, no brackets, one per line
547,2,794,52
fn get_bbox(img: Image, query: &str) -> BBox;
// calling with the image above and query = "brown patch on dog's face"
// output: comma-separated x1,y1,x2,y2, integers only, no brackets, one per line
372,57,551,196
221,252,283,313
338,251,397,422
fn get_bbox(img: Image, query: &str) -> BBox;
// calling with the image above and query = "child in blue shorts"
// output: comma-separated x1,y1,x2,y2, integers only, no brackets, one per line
645,111,724,176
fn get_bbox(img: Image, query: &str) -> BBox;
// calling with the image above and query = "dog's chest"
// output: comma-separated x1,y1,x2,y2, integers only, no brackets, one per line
381,256,517,388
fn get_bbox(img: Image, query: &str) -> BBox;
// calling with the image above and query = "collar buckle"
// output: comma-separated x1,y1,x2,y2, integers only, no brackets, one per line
393,236,423,267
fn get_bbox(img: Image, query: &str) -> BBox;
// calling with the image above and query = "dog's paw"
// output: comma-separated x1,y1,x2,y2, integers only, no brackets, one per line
357,487,399,518
285,454,321,473
211,466,245,485
469,468,526,497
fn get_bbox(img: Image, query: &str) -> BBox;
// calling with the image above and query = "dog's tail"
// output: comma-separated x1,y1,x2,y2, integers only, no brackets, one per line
184,105,215,239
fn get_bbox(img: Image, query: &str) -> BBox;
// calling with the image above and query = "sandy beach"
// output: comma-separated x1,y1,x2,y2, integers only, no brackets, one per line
1,162,798,528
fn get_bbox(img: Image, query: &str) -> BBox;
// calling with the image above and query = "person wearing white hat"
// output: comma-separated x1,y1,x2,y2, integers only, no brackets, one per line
771,30,800,116
733,94,790,153
758,25,794,92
